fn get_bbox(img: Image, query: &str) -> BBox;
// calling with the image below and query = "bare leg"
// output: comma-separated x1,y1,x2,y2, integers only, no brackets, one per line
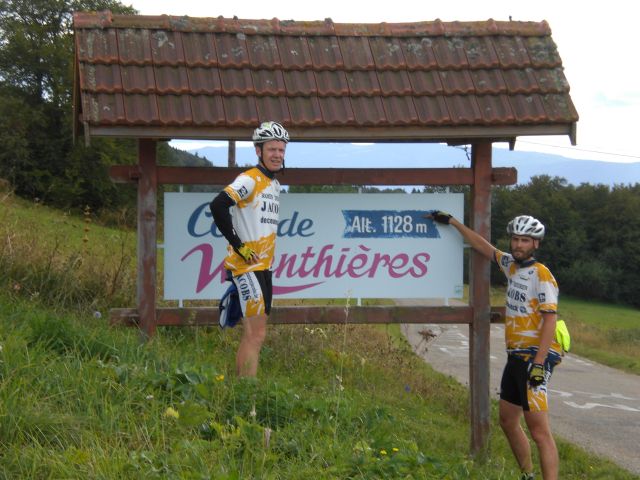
236,314,268,377
499,399,534,474
524,410,558,480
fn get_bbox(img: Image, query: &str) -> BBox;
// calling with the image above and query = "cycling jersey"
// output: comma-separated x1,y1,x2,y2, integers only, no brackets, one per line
494,249,562,364
214,165,280,276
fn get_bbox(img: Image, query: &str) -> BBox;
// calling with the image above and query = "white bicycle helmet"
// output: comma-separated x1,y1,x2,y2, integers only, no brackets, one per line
506,215,545,239
252,121,289,145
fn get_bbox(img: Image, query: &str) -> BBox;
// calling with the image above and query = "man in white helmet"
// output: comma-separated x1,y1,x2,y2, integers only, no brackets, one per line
427,211,561,480
210,121,288,377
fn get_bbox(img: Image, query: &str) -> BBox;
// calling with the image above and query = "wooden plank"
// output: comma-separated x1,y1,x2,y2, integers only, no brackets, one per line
469,141,493,458
109,305,506,326
109,166,517,186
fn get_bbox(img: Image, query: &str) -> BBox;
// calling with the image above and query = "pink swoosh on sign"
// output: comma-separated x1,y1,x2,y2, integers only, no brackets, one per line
273,282,324,295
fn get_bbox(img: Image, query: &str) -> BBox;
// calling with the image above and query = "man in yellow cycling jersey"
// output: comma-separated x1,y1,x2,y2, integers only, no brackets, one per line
210,121,288,377
428,211,560,480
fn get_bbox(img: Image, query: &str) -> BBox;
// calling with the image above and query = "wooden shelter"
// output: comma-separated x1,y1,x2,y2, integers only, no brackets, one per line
72,11,578,456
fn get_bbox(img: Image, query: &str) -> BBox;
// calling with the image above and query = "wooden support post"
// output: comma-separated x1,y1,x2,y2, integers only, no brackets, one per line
228,140,236,167
469,141,493,457
137,139,158,340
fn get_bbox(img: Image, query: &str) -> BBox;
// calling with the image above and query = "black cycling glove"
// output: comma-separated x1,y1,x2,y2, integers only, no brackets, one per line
528,363,545,387
427,210,452,224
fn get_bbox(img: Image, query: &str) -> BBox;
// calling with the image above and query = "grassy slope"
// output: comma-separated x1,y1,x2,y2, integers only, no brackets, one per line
0,194,137,311
559,296,640,373
0,194,638,478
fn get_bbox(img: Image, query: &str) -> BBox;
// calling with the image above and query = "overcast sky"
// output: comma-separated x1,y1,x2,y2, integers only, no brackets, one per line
126,0,639,163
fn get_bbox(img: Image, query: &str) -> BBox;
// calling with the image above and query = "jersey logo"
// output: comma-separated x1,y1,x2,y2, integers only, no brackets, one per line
501,256,510,267
237,186,249,199
538,293,546,302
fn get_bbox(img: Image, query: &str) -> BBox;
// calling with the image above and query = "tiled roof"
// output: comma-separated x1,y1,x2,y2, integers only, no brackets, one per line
72,11,578,143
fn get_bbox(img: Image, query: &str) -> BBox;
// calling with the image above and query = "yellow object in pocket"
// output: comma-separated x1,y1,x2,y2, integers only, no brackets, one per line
555,319,571,353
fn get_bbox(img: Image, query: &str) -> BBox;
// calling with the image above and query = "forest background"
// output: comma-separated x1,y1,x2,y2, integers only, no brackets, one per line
1,0,639,307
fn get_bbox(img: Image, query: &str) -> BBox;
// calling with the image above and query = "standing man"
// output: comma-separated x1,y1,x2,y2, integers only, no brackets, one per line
210,121,288,377
428,211,561,480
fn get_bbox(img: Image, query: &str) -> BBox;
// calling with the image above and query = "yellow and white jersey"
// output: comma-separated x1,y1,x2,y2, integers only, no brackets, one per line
495,249,562,360
223,167,280,275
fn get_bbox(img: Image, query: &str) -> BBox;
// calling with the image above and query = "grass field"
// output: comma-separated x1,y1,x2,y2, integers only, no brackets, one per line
1,192,639,478
558,296,640,374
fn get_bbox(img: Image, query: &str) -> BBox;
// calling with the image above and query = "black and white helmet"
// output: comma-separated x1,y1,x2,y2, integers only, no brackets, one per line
506,215,545,239
252,121,289,145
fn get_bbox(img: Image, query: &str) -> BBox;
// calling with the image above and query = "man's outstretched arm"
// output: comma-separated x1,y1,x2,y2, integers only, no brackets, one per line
427,211,496,261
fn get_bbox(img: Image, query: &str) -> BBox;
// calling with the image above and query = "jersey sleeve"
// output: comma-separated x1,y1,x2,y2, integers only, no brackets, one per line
210,191,242,250
494,249,514,276
224,173,256,204
535,264,559,312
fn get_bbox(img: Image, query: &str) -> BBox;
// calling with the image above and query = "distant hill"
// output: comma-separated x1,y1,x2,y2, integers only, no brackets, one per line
181,143,640,186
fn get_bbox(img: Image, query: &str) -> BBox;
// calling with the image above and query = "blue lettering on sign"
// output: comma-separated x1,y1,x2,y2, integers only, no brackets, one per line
188,202,224,238
188,204,315,239
277,211,314,238
342,210,440,239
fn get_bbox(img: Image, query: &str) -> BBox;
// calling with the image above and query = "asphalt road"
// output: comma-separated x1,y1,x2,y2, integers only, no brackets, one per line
399,310,640,476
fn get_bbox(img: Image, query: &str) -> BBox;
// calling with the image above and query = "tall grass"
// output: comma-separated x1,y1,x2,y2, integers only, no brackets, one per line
1,294,636,479
0,193,136,313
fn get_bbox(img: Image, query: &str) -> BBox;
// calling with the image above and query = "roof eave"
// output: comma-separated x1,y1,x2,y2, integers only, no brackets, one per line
83,124,577,144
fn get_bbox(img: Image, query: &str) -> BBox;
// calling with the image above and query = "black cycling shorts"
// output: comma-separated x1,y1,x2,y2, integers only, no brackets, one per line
231,269,273,317
500,354,555,412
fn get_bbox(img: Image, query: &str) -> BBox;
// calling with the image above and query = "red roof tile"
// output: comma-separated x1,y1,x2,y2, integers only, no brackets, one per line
73,12,578,142
276,36,313,70
318,96,356,125
283,70,316,96
181,32,218,66
150,30,185,65
314,71,349,96
255,96,291,124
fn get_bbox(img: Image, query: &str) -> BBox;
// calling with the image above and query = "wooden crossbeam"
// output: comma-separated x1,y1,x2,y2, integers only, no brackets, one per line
109,166,517,186
110,305,506,327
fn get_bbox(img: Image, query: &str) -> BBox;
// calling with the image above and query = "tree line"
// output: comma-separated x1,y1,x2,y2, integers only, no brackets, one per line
2,0,639,307
0,0,204,219
492,176,640,307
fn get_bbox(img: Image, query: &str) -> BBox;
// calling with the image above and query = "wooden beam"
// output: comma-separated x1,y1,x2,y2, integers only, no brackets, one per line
469,141,493,458
228,140,236,167
109,166,517,186
88,124,575,142
136,139,158,341
109,305,506,326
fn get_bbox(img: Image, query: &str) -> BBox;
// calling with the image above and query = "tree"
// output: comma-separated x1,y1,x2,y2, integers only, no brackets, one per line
0,0,135,106
0,0,136,208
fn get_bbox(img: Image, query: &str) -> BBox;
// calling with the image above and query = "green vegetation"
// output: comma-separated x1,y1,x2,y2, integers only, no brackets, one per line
2,177,639,479
491,177,640,307
0,193,136,313
559,296,640,374
2,293,637,479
